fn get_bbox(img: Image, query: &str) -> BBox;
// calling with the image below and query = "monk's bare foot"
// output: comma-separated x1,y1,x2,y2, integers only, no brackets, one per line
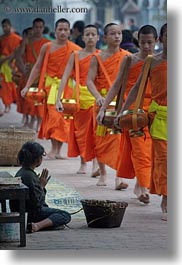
44,153,56,160
90,168,100,178
55,155,67,160
161,212,167,221
0,110,4,117
96,175,107,186
77,163,87,174
115,177,128,190
4,106,10,113
115,182,128,190
161,195,167,221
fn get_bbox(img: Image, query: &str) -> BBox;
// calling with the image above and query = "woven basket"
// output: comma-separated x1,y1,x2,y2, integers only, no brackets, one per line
81,199,128,228
0,125,36,166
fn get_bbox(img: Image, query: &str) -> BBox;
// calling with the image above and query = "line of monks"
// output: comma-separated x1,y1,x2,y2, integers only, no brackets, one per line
0,18,167,221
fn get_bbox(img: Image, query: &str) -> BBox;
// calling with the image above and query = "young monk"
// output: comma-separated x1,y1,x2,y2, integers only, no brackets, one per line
0,18,22,113
86,23,130,186
116,23,167,220
21,18,81,159
56,24,100,174
97,25,158,203
17,18,50,130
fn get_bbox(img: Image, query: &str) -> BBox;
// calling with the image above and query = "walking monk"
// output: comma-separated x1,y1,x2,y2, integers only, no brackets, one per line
56,24,100,174
16,18,50,130
117,23,167,220
0,18,21,113
86,23,130,186
97,25,158,203
21,18,81,159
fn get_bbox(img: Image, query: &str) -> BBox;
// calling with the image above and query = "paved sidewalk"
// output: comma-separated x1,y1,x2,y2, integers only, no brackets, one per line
0,104,167,252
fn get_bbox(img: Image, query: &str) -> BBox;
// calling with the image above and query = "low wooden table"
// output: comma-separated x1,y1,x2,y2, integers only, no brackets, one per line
0,184,29,247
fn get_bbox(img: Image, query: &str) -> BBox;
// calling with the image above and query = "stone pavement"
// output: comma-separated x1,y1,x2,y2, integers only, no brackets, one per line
0,103,167,252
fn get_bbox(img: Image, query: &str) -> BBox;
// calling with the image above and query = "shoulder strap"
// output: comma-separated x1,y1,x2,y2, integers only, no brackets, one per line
38,43,51,90
73,51,80,110
94,53,112,87
115,55,132,114
133,55,152,111
132,55,152,131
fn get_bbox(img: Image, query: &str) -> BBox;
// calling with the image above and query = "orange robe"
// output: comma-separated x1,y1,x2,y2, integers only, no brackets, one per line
38,41,81,142
0,32,21,105
149,61,167,196
85,49,130,169
19,38,50,117
116,61,152,188
68,53,98,159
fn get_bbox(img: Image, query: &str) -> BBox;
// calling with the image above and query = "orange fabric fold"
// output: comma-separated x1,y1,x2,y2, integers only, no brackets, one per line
116,61,152,187
85,49,130,168
0,32,21,105
149,61,167,195
38,41,81,142
68,53,99,159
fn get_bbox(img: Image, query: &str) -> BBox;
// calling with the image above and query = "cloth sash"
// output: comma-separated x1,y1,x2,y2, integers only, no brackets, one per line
0,57,12,82
96,88,110,136
46,75,74,105
79,85,95,109
148,100,167,140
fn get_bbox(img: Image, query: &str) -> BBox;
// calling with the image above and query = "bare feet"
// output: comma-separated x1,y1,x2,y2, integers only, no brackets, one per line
96,174,107,186
77,163,87,174
55,155,67,160
31,222,40,232
0,110,4,117
43,154,56,160
133,182,150,204
90,168,100,178
91,158,100,177
161,195,167,221
4,105,10,113
115,177,128,190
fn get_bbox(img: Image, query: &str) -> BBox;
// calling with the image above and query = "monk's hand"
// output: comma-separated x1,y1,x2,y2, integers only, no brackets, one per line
96,96,105,107
39,168,49,188
56,99,64,112
21,87,29,97
96,109,105,125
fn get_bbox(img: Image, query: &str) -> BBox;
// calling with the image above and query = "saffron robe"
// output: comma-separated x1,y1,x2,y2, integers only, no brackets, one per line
149,61,167,196
0,32,22,105
19,38,50,117
116,61,152,188
38,41,81,142
85,49,130,169
68,53,98,159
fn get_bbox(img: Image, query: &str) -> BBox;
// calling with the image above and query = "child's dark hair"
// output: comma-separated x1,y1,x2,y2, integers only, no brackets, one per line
17,141,45,167
138,25,158,40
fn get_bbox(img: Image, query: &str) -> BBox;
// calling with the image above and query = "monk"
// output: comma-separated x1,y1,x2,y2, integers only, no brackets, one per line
21,18,81,159
86,23,130,186
16,18,50,130
0,18,22,113
97,25,158,203
116,23,167,220
56,24,100,174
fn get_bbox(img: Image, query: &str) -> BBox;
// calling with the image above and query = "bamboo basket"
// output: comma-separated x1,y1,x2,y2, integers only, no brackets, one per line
0,125,36,166
81,199,128,228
